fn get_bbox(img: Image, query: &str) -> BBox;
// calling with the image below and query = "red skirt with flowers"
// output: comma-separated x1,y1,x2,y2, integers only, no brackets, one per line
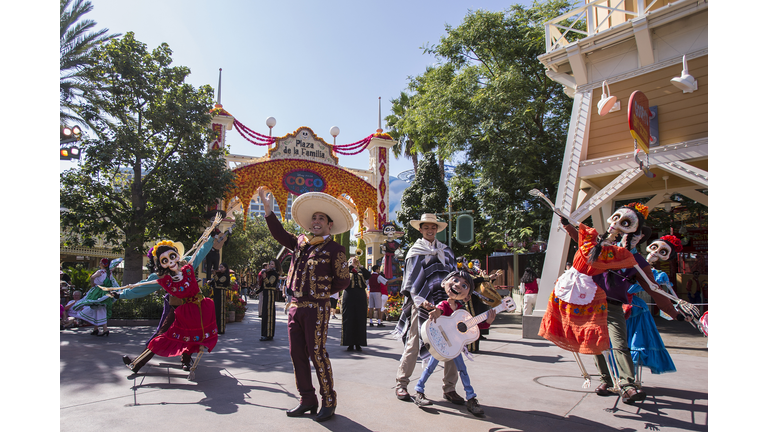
148,298,218,357
538,287,609,355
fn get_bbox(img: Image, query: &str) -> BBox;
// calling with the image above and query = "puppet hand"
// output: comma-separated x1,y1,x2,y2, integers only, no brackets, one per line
560,216,570,226
674,299,700,321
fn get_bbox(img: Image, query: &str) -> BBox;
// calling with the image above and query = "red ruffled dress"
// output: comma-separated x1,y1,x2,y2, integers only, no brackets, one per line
538,224,636,355
147,264,218,357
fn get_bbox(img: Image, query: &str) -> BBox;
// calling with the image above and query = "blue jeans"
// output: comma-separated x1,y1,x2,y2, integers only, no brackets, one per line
415,354,476,400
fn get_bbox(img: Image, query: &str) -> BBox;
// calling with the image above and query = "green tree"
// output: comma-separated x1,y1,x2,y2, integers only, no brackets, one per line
60,0,119,127
396,152,448,246
388,1,577,252
60,32,235,284
222,213,301,279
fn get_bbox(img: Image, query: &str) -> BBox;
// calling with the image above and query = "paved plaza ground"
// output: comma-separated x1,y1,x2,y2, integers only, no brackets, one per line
60,302,711,431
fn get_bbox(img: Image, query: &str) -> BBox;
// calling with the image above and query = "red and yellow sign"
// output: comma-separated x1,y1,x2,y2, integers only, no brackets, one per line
628,91,651,153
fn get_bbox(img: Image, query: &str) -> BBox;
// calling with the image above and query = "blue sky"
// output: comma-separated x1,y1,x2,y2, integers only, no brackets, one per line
57,0,534,220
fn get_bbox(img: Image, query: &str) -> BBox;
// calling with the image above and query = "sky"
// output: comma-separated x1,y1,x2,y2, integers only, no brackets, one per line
56,0,534,221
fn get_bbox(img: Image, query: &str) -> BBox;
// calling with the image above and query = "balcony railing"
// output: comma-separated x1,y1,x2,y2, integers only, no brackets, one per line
544,0,660,53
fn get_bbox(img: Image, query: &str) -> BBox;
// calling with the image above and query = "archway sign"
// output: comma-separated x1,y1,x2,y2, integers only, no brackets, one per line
207,105,395,244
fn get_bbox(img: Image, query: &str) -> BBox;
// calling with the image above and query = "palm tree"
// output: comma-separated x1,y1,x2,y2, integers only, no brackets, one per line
60,0,119,127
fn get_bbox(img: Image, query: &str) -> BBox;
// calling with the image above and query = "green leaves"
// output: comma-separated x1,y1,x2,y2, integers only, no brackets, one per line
387,1,576,254
60,32,234,282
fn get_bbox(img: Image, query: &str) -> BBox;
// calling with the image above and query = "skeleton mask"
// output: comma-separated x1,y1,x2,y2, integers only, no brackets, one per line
383,223,396,239
604,208,641,244
646,240,673,264
158,249,181,273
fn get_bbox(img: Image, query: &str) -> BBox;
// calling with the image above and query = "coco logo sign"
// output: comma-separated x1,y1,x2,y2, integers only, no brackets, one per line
283,170,326,195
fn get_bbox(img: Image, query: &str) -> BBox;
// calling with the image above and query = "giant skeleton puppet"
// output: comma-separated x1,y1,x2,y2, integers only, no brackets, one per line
532,187,683,388
101,213,224,380
380,222,399,279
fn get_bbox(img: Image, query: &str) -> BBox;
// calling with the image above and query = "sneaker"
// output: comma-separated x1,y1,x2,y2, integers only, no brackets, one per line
413,392,432,407
466,398,484,417
369,322,374,327
377,323,385,327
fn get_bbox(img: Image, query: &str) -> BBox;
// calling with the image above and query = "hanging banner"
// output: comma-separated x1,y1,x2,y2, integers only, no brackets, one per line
628,90,651,153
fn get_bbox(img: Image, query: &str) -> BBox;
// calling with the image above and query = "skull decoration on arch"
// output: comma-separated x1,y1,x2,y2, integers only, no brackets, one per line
646,235,683,264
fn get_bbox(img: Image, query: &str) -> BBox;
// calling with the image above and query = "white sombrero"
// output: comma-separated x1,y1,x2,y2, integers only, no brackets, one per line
291,192,354,236
409,213,448,232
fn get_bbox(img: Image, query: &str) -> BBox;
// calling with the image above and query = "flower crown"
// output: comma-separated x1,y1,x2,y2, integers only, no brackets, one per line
151,240,177,256
660,235,683,252
625,202,650,219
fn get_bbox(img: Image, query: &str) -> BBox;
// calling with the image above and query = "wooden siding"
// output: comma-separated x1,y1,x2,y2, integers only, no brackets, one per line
586,55,707,160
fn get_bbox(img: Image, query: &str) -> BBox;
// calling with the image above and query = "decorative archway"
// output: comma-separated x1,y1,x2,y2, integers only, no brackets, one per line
224,158,377,231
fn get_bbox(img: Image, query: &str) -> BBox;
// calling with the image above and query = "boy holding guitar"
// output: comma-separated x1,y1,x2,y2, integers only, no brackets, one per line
414,270,497,417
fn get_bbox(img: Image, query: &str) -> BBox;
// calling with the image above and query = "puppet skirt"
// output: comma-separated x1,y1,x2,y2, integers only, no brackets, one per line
148,298,218,357
626,296,676,374
539,287,609,355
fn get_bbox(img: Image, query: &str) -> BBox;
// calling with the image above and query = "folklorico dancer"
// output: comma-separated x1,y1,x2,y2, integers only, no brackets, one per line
102,214,222,379
71,257,122,336
258,186,351,423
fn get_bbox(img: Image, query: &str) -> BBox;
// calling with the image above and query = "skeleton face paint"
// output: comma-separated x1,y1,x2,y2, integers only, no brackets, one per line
158,249,181,273
646,240,673,264
604,208,640,244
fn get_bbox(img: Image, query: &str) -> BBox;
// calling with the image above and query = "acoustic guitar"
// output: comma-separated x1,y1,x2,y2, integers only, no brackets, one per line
213,225,234,250
420,296,516,362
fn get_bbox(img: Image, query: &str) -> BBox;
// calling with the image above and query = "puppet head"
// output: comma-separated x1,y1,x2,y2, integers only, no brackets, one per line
152,240,184,276
441,270,475,302
590,202,648,262
382,222,396,239
646,235,683,264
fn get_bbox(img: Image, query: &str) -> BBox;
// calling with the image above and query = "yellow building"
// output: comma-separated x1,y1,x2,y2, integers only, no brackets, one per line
528,0,708,331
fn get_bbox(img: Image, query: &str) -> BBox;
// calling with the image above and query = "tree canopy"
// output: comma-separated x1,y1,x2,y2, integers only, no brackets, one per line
60,32,235,283
60,0,119,127
387,0,576,253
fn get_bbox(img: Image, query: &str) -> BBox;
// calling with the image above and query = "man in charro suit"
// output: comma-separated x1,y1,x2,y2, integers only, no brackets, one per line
258,186,351,423
254,259,280,341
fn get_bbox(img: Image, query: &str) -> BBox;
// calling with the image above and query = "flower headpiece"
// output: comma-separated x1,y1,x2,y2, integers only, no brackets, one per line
151,240,177,256
660,235,683,252
625,202,650,219
146,247,154,258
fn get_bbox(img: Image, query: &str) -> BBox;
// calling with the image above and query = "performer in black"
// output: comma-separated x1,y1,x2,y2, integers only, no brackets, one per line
341,255,370,351
254,259,280,341
211,262,231,335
